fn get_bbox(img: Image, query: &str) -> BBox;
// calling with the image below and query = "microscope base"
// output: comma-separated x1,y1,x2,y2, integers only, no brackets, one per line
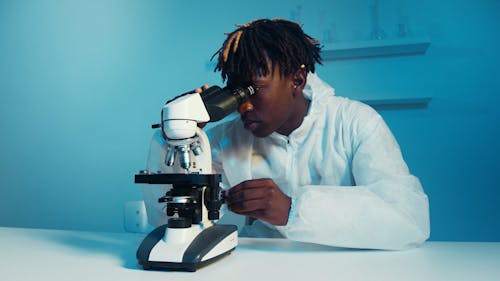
137,224,238,272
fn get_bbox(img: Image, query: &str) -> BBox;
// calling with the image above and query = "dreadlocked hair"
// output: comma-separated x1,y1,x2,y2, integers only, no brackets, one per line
212,18,322,82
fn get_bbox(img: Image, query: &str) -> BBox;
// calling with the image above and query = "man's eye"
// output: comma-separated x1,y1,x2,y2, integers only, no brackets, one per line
253,85,263,92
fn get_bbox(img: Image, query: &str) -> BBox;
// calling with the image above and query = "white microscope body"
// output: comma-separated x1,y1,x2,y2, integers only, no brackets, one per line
135,86,254,271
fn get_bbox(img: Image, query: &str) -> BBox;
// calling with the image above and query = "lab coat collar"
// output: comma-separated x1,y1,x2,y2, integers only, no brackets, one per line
303,72,336,100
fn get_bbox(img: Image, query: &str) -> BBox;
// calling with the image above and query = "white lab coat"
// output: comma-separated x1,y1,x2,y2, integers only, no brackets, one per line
206,73,430,250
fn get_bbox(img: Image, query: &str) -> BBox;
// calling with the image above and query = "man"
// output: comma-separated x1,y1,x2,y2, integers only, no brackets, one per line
143,19,429,250
205,19,429,250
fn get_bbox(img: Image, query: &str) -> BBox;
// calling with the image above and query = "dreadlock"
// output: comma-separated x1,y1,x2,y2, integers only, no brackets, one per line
212,18,322,82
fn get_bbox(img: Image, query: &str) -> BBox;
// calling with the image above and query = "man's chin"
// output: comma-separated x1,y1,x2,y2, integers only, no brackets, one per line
241,120,272,137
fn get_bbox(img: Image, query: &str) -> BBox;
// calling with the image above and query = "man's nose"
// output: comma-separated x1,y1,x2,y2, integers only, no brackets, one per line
238,99,254,114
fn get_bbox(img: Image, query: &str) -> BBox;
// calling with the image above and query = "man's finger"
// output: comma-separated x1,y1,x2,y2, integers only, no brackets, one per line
226,186,269,204
228,178,274,195
227,198,267,213
194,84,210,93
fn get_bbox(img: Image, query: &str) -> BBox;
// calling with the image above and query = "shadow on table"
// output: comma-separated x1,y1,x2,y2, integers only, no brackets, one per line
237,238,374,253
38,229,144,270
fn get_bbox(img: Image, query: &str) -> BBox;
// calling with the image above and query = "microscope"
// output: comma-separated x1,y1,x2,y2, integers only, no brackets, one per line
135,85,254,271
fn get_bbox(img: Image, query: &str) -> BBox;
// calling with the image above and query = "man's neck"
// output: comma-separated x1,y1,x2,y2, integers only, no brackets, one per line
277,96,310,136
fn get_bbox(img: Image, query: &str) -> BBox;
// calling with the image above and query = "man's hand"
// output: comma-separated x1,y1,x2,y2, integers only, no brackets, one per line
194,84,210,93
225,178,291,226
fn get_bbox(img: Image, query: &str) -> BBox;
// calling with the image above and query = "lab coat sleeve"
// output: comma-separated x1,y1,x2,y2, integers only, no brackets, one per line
277,103,430,250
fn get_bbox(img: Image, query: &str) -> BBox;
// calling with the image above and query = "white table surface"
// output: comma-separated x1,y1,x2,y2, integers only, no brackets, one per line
0,227,499,281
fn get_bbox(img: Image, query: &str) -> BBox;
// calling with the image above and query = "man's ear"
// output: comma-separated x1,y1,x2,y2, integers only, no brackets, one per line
292,69,307,90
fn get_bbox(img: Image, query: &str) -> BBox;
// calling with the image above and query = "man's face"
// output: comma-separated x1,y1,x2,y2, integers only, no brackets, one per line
228,65,299,138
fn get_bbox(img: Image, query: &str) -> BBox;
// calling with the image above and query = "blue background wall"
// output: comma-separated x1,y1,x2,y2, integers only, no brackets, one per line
0,0,499,241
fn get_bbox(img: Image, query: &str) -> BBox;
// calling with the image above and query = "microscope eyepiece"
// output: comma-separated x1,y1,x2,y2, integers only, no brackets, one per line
200,85,255,122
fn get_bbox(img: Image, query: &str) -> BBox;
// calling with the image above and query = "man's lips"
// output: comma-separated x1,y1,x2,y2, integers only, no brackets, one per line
242,118,261,130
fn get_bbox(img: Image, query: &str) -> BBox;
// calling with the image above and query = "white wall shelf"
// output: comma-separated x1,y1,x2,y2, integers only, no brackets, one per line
321,37,431,60
361,97,431,110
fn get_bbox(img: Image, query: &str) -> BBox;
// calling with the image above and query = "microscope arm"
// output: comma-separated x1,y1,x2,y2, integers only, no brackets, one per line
161,86,254,140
